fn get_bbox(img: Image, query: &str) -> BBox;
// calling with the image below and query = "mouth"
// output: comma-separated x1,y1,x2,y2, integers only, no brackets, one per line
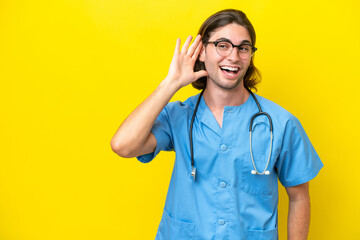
219,65,240,78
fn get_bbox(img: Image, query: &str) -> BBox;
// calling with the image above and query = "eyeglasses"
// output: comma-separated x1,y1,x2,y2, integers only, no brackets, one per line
207,39,257,58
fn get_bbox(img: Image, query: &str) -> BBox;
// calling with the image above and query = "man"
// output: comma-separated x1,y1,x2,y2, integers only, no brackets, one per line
111,9,323,240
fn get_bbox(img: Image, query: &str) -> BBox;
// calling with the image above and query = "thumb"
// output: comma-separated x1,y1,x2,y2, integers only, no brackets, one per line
194,70,208,80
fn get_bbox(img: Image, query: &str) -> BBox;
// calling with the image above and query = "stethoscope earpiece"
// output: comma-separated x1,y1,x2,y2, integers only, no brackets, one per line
251,170,271,175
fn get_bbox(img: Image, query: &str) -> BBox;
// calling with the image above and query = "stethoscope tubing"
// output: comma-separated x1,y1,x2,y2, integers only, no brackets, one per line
189,87,273,180
190,90,204,180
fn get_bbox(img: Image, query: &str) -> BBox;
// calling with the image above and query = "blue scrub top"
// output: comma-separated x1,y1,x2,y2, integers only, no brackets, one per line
137,93,323,240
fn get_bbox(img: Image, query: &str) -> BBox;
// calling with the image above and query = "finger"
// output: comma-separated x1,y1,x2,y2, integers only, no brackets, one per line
187,34,202,56
194,70,208,80
174,38,181,54
192,40,203,60
181,35,193,54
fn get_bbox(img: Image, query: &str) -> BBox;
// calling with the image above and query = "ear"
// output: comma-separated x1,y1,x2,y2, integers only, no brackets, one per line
199,46,205,62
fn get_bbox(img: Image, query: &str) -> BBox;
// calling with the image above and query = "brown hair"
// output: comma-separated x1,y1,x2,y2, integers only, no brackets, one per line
193,9,261,91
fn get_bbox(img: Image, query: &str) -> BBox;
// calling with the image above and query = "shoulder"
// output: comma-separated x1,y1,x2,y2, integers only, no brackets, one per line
253,93,302,130
162,94,199,123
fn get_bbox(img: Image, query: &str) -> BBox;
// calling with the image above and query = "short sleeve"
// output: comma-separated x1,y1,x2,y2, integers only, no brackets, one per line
275,115,324,187
136,106,174,163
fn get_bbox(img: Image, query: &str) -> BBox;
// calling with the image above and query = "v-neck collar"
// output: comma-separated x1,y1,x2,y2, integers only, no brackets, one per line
192,92,254,136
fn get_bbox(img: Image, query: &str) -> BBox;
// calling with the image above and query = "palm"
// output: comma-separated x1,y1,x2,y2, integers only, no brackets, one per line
167,35,207,88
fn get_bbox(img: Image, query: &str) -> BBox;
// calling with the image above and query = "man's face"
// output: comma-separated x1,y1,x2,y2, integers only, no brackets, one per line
199,23,253,90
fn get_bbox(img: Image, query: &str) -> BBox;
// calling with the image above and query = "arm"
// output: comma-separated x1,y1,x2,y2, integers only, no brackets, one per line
285,182,310,240
110,35,207,158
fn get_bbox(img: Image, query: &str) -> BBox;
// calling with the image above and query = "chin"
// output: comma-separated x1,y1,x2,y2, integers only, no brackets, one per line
210,76,244,90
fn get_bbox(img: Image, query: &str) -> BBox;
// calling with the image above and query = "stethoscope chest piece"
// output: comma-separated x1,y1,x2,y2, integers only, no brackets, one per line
191,167,196,181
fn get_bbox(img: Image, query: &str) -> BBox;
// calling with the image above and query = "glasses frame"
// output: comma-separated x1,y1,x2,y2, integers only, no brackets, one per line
206,39,257,57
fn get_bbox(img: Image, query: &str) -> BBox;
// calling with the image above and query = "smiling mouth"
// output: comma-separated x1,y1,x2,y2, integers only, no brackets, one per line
219,66,240,76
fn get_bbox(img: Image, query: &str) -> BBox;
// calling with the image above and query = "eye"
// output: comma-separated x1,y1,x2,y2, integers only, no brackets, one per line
217,42,231,50
238,45,250,52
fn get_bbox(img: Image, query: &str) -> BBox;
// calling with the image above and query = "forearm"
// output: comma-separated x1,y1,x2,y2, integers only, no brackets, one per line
111,35,206,158
110,78,180,157
287,197,310,240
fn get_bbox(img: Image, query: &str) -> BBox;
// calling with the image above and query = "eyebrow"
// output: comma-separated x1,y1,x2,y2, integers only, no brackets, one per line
215,38,252,45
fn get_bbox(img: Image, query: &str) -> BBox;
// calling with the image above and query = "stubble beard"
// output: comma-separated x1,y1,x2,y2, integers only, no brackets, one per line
207,73,244,90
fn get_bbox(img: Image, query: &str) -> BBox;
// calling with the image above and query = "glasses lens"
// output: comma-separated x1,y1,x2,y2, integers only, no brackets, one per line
238,44,254,59
216,42,232,56
238,44,252,54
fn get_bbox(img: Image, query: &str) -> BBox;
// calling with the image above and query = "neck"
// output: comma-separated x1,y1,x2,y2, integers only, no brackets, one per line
202,81,250,112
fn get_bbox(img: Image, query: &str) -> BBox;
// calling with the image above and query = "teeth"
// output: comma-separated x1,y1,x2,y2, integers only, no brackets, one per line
220,66,239,71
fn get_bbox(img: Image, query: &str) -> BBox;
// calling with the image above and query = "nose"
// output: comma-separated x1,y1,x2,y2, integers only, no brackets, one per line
226,47,240,61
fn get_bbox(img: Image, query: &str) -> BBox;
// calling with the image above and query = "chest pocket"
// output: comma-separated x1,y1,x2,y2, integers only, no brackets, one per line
241,153,277,196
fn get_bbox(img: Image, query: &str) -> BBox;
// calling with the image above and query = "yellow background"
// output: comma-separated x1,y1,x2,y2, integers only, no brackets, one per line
1,0,359,239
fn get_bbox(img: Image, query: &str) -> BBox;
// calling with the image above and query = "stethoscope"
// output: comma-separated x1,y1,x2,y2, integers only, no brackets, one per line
189,87,273,181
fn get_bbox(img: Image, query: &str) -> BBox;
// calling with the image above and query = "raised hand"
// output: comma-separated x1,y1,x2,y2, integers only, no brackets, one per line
111,36,208,158
166,35,208,89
